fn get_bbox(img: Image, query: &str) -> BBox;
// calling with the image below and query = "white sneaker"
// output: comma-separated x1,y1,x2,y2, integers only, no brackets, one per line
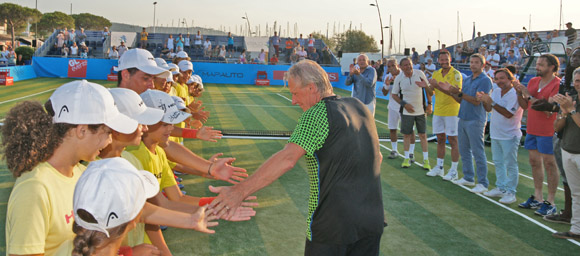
426,166,444,177
483,187,505,198
453,178,475,186
442,169,458,181
499,192,517,204
470,184,488,194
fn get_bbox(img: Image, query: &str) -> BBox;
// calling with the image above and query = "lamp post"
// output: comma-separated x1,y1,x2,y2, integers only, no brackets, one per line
370,1,385,59
35,0,37,49
242,13,251,37
153,2,157,33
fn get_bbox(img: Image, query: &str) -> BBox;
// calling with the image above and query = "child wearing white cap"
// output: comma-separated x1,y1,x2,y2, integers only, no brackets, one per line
153,58,178,96
2,80,138,255
65,157,219,256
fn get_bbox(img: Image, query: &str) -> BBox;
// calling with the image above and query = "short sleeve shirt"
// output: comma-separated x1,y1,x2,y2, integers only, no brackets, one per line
6,162,86,255
490,87,523,140
392,70,428,116
458,73,493,122
526,76,560,136
288,96,384,244
128,142,177,190
432,67,463,116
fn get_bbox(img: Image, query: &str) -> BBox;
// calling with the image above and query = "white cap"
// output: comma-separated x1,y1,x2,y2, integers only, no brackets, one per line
176,51,189,59
167,63,180,75
154,58,176,82
109,88,164,125
114,49,170,79
154,58,170,70
178,60,193,72
140,90,191,124
192,74,202,83
50,80,138,134
172,96,187,110
73,157,159,237
186,76,196,85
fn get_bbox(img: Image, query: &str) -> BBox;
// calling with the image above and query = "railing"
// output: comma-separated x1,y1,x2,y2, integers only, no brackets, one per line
34,30,59,57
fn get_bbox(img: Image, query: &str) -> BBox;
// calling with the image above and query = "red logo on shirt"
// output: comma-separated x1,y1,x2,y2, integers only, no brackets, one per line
65,210,74,224
67,59,88,78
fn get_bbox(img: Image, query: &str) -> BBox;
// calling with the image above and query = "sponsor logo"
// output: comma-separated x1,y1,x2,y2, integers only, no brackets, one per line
199,70,244,78
67,59,88,78
106,212,118,227
58,105,69,118
65,210,74,224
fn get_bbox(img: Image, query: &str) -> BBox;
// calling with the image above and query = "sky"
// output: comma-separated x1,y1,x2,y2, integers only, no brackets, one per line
6,0,579,53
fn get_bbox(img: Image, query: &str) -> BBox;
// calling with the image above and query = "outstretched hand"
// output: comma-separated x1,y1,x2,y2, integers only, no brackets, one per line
197,126,223,142
209,185,258,221
210,157,249,184
208,185,246,220
191,206,219,234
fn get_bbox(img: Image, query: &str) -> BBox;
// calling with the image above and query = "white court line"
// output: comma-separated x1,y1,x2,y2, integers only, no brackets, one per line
213,92,283,94
223,135,400,143
276,93,292,102
378,143,580,247
0,88,57,105
205,103,299,108
441,143,564,192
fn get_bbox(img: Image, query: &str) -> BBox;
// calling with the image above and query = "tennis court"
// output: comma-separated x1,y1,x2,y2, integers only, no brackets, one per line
0,78,578,255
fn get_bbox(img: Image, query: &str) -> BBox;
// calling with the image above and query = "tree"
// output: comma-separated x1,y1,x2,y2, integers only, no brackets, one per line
310,31,336,53
335,30,379,53
71,13,111,30
0,3,42,48
37,11,75,36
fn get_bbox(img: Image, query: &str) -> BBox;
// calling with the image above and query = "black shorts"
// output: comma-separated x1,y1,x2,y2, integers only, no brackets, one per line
304,235,382,256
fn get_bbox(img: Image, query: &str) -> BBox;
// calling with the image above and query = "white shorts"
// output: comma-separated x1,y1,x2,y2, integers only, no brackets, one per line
366,100,376,117
432,115,459,136
388,108,400,130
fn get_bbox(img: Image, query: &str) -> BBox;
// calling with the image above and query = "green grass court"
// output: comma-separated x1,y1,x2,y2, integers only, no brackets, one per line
0,78,579,255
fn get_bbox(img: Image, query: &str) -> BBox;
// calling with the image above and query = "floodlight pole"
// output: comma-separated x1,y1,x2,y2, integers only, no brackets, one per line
153,2,157,33
242,13,252,37
370,1,384,59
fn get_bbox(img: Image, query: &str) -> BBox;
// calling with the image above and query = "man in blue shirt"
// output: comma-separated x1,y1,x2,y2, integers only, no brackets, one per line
345,54,377,116
450,54,493,194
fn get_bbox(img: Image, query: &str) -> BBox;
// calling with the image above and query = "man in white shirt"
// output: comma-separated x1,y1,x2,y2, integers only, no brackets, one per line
486,49,500,68
391,57,433,169
381,58,416,160
425,58,436,79
477,68,523,204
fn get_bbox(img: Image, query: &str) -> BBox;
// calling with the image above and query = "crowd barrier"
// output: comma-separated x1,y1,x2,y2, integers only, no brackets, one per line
32,57,118,80
2,65,37,82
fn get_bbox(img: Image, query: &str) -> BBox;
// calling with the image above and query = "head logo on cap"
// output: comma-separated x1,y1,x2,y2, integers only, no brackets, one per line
58,105,69,118
106,212,119,227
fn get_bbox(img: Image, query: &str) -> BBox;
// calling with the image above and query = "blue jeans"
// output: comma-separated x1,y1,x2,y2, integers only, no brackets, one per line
491,137,520,193
458,119,489,187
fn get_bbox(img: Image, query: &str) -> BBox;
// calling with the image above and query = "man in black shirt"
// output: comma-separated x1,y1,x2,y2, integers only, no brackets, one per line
210,60,386,255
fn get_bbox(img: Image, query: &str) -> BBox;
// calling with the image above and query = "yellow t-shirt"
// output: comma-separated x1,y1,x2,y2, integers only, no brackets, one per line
432,67,463,116
141,32,148,41
171,82,190,144
119,150,147,247
6,162,86,255
127,141,178,190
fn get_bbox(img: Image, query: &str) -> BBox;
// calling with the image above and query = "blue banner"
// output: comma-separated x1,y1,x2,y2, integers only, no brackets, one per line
192,62,343,87
32,57,118,80
2,65,37,81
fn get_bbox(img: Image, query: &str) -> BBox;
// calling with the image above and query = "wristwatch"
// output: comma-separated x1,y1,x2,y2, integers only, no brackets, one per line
571,110,577,115
491,101,497,107
457,92,463,98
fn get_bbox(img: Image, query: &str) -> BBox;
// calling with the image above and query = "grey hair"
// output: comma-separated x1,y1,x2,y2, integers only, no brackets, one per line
284,60,333,94
386,57,397,66
358,53,370,63
574,67,580,78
